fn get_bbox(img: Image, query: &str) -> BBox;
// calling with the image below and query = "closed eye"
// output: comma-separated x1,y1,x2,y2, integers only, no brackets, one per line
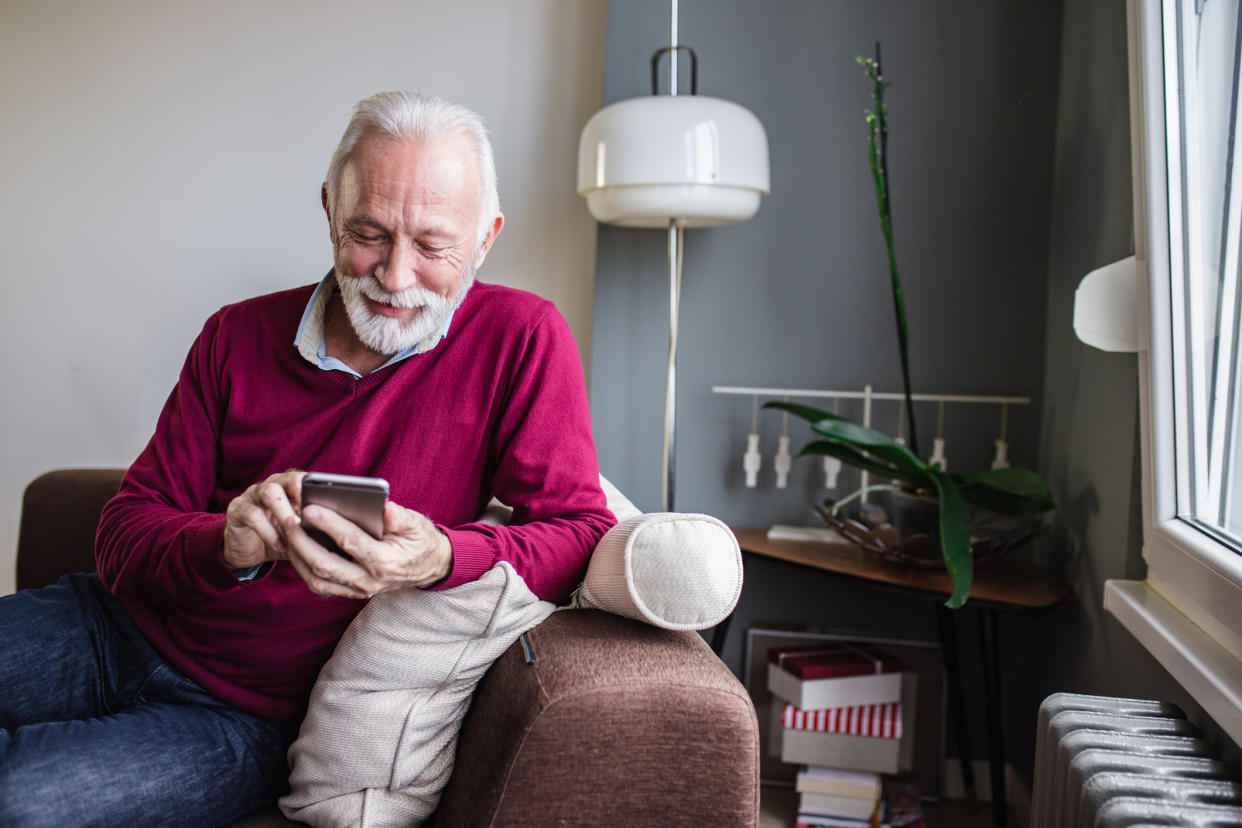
349,229,386,243
342,217,390,244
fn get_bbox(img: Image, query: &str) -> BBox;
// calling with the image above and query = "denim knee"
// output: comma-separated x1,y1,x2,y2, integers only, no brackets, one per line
0,707,294,828
0,730,101,828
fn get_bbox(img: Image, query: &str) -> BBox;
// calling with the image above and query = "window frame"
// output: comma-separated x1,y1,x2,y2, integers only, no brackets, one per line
1105,0,1242,744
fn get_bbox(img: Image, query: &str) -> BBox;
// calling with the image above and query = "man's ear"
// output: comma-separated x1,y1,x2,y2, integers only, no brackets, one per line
321,184,335,244
472,213,505,271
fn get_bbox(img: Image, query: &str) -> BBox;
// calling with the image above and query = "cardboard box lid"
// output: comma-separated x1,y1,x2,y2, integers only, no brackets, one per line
768,642,903,680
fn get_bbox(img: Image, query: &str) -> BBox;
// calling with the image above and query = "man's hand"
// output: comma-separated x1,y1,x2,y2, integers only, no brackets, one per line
280,500,453,600
223,470,307,569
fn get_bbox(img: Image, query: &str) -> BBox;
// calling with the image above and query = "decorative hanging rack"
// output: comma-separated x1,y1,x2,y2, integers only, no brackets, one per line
711,385,1031,406
711,384,1032,493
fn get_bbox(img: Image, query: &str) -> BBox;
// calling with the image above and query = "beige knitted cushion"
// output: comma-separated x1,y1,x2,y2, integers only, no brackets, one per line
280,562,554,827
575,512,743,631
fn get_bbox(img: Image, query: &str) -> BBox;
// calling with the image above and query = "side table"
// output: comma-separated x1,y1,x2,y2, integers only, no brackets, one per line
717,528,1069,828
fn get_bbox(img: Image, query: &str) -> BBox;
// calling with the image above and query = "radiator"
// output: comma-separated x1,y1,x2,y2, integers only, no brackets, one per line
1031,692,1242,827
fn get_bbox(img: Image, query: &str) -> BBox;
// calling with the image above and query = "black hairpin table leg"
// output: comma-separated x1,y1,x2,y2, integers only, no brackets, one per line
980,608,1006,828
936,604,976,803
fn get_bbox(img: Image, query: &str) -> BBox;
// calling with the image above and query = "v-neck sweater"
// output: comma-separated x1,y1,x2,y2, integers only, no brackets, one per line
95,281,613,723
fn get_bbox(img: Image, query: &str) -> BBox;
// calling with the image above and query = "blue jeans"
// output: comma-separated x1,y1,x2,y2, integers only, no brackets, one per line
0,573,296,827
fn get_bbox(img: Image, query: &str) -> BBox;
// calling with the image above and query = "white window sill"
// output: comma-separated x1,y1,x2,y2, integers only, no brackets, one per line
1104,578,1242,745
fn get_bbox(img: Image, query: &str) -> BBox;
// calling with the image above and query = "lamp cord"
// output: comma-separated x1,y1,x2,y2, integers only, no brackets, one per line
669,0,679,96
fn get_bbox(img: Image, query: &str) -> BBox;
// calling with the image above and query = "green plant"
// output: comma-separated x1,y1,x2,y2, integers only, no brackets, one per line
764,400,1055,608
859,44,918,456
764,45,1055,609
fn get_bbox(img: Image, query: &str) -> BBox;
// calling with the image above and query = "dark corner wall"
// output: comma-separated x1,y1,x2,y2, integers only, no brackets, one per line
588,0,1064,780
1036,0,1237,770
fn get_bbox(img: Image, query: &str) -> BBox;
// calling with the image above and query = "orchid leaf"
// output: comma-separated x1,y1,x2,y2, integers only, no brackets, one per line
766,400,932,486
953,467,1056,515
807,419,933,487
796,440,914,483
928,469,973,608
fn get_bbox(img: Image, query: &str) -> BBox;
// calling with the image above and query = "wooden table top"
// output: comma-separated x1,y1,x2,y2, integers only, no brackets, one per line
733,527,1069,610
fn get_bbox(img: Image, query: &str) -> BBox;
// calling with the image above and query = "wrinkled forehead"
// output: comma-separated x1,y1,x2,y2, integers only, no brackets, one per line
338,131,483,213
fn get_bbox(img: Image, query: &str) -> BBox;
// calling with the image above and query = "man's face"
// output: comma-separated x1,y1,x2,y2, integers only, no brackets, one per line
325,131,501,355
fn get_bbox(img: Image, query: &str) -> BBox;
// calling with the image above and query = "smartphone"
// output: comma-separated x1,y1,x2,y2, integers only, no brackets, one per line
300,472,389,557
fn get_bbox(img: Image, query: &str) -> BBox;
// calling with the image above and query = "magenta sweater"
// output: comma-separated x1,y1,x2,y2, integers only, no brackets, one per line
96,281,614,723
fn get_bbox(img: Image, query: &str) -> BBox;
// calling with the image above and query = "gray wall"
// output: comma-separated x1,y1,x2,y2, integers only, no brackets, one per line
591,0,1060,521
589,0,1062,773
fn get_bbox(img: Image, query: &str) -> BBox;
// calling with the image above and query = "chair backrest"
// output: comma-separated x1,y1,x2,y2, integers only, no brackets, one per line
16,468,126,590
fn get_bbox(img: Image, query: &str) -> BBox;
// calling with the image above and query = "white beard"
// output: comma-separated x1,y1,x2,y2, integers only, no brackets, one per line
336,267,475,356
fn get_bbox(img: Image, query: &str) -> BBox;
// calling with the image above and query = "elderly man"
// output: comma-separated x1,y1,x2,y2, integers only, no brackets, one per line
0,92,613,826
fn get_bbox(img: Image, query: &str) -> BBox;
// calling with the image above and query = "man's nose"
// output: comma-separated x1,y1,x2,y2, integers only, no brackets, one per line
375,240,419,294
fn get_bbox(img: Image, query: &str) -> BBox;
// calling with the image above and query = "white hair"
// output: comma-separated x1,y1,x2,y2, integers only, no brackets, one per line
325,91,500,249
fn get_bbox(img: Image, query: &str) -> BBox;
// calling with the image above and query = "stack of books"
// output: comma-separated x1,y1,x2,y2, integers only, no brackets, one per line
794,774,925,828
793,766,882,825
768,643,923,826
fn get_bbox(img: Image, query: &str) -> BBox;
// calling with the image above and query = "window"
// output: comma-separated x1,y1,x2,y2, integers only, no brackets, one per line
1104,0,1242,744
1169,0,1242,545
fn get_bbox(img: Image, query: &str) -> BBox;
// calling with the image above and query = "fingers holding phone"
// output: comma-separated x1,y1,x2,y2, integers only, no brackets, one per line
223,470,307,568
367,502,454,587
289,473,452,597
282,473,392,599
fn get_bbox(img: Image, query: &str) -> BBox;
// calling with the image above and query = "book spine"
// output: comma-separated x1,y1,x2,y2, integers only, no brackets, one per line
795,766,882,799
798,791,880,820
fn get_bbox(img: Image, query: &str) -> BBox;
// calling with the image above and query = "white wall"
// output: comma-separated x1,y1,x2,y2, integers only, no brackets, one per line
0,0,608,595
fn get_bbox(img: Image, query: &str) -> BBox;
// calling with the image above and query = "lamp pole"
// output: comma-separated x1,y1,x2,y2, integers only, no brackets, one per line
662,0,681,513
663,220,684,512
575,0,768,515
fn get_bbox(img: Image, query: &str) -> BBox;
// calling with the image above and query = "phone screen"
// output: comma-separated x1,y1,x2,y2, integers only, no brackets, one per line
300,472,389,557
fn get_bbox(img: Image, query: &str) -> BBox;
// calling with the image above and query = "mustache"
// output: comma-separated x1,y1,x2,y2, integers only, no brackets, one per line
358,275,445,310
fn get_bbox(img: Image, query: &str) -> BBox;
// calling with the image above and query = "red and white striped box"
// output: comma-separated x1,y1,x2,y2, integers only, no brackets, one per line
782,701,904,740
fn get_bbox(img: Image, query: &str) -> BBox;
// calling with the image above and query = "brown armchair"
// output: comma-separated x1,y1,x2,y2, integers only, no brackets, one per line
15,469,760,826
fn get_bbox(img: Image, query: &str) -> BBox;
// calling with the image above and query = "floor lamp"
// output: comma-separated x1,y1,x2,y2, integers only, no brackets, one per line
577,0,769,512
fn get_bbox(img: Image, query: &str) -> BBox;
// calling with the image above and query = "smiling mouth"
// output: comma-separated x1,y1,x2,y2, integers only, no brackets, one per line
366,297,421,319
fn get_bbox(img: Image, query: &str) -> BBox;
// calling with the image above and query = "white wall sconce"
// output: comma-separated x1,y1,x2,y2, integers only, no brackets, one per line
1074,255,1140,353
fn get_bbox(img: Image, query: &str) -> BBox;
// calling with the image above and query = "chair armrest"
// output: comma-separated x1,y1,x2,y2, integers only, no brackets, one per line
432,608,759,827
16,468,125,590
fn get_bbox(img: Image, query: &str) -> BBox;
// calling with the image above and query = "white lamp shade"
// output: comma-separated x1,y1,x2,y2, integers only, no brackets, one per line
577,95,770,228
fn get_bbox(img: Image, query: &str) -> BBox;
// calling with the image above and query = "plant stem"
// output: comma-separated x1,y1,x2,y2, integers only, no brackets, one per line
862,43,919,458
